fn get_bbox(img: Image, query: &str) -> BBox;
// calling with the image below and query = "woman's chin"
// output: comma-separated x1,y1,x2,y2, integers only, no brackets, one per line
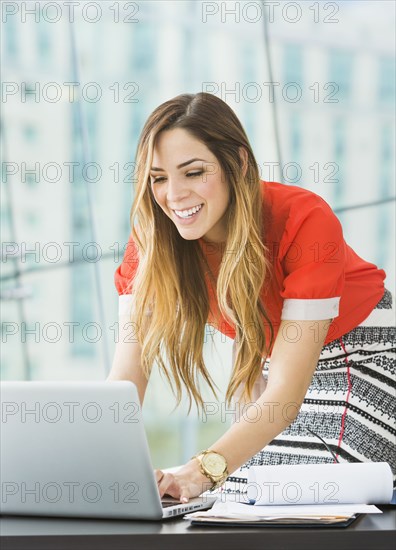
177,229,204,241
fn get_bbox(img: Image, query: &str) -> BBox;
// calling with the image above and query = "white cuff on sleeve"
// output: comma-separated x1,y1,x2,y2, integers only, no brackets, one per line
281,297,340,321
119,294,133,317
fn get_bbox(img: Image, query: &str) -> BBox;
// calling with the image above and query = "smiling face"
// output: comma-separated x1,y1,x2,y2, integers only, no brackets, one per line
149,128,230,243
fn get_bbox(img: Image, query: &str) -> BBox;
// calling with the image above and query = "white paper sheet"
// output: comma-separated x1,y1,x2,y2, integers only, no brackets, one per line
186,499,382,521
246,462,393,505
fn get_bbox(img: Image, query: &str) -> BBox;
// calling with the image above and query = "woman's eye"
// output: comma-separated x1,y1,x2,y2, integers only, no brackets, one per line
187,171,203,178
151,176,165,184
151,171,203,184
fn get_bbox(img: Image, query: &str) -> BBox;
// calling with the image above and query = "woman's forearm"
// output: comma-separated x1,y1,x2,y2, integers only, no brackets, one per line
207,320,328,475
207,384,302,474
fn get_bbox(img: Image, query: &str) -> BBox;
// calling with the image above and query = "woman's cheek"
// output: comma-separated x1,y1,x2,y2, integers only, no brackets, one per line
153,187,166,206
198,179,218,199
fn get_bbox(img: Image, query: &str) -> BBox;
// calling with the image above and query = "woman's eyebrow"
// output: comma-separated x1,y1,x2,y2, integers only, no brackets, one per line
150,158,207,171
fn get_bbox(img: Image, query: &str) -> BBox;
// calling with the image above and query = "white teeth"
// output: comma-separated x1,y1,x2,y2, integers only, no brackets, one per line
174,204,203,218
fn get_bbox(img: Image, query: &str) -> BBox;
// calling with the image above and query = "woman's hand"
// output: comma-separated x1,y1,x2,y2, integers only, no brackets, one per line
154,458,212,503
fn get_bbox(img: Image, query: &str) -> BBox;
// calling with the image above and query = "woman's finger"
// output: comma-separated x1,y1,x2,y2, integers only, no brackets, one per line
154,469,165,483
158,473,179,499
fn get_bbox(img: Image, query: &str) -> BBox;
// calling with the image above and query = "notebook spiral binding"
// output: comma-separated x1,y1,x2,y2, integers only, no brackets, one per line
215,476,248,495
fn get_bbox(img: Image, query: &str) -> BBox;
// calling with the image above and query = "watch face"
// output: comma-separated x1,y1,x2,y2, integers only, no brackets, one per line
202,452,227,476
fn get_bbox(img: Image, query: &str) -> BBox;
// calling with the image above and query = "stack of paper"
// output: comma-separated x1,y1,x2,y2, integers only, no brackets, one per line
185,499,382,525
184,462,393,526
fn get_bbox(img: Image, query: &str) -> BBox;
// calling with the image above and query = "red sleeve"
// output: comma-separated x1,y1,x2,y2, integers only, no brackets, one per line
278,194,346,320
114,233,139,315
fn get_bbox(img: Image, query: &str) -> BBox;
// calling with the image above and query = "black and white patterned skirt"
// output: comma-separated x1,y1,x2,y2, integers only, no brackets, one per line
241,288,396,485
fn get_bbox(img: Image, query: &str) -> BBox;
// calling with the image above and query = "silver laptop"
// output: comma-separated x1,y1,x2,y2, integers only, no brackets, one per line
0,381,217,520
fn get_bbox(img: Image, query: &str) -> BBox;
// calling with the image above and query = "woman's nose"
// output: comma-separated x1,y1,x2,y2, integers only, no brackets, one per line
165,177,190,202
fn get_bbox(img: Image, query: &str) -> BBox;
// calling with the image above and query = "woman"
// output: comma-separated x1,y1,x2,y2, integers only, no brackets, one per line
108,92,395,503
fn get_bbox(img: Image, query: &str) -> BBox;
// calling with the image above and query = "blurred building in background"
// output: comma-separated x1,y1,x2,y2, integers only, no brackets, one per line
1,0,395,467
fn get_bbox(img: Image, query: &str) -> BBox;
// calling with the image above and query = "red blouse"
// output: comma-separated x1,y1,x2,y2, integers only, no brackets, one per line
114,180,386,355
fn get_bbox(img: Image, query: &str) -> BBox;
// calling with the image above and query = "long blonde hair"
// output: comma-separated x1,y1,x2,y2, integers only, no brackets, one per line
129,92,274,412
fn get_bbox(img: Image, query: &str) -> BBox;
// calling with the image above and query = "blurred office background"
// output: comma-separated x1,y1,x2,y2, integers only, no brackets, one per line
1,0,395,467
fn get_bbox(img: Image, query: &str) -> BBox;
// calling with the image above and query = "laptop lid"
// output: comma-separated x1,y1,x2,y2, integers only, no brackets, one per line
0,380,197,520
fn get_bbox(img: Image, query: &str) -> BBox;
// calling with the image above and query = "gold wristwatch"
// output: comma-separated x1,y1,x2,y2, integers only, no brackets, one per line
191,449,229,490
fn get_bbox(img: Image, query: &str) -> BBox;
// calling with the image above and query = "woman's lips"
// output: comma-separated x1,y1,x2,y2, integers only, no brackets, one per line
173,204,204,224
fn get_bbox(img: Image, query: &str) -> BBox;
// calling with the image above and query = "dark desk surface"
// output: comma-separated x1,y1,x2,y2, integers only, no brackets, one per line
1,506,395,550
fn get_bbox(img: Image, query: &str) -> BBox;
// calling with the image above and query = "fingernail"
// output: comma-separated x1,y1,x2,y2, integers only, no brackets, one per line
181,496,188,503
